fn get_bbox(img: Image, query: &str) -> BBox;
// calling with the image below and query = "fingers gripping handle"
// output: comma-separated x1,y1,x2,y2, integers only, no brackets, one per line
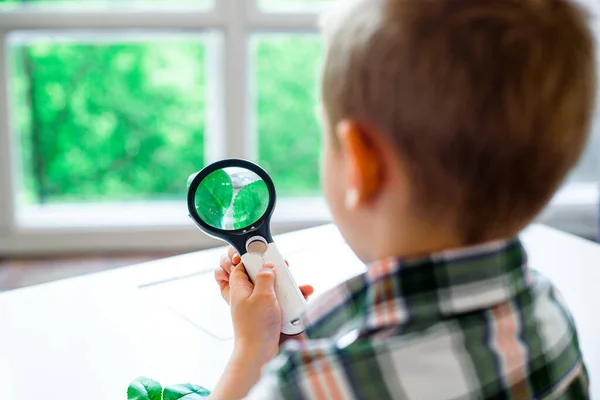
241,243,307,335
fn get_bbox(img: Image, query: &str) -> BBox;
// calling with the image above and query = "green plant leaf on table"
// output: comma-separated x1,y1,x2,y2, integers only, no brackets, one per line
194,169,233,229
163,383,211,400
127,377,163,400
232,180,269,230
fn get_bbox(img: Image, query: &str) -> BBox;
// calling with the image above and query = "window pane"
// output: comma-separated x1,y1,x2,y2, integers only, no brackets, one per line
569,124,600,183
569,15,600,184
253,35,323,197
9,33,208,205
259,0,332,13
0,0,212,10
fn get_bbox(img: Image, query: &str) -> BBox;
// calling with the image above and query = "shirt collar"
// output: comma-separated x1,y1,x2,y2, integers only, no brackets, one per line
302,238,532,339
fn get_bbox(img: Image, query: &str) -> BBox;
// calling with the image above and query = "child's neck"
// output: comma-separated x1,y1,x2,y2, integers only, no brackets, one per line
366,214,465,262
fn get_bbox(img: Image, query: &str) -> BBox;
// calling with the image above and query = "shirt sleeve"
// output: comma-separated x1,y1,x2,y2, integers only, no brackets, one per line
244,373,284,400
243,344,299,400
243,338,359,400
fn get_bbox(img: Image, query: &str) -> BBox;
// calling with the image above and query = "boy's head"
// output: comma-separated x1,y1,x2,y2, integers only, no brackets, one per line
319,0,596,262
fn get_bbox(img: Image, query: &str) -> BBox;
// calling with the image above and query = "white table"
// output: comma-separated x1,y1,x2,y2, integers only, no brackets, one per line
0,224,599,400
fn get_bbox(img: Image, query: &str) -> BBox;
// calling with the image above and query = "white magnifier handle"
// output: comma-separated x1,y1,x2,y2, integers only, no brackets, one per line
241,242,307,335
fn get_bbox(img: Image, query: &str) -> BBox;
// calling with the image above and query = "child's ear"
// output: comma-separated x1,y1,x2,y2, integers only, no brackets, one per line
336,120,384,210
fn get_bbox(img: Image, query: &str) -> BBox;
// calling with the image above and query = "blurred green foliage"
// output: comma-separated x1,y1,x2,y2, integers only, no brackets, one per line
8,32,324,205
255,36,323,196
10,36,208,204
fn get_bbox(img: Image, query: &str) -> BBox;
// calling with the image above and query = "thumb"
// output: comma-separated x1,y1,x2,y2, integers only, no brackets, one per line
252,263,277,296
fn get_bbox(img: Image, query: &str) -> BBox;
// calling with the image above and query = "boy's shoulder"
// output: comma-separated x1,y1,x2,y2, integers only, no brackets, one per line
261,286,586,399
248,243,589,400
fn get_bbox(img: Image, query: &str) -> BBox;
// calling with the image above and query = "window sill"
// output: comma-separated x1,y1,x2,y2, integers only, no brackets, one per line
0,198,331,255
1,183,597,255
15,197,330,230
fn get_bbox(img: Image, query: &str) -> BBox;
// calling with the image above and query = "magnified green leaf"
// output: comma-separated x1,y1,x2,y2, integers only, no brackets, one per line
163,383,211,400
127,377,163,400
194,169,233,229
232,180,269,230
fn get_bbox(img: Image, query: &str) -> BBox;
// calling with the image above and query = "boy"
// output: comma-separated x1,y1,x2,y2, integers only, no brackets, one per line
211,0,596,398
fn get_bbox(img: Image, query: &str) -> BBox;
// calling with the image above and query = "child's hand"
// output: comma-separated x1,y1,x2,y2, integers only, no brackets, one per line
228,261,282,361
208,262,286,400
215,247,314,306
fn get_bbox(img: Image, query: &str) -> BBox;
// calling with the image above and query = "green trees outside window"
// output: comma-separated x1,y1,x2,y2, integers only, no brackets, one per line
8,34,323,205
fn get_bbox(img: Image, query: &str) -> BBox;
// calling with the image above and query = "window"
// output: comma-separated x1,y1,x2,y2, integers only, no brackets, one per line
0,0,214,10
567,8,600,186
0,0,598,254
10,33,208,205
258,0,332,12
252,34,323,197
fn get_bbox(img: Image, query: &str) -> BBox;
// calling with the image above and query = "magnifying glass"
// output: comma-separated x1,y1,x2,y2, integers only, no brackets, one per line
187,159,307,335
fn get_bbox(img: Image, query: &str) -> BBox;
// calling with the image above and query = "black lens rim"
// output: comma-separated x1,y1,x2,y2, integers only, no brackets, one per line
187,158,276,251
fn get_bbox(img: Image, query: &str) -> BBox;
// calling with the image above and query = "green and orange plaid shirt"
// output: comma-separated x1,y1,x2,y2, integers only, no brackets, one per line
246,239,589,399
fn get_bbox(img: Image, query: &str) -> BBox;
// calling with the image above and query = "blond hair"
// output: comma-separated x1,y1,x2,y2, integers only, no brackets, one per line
321,0,597,242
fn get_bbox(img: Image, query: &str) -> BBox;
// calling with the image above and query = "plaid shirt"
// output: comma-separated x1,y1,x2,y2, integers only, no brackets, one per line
246,239,589,400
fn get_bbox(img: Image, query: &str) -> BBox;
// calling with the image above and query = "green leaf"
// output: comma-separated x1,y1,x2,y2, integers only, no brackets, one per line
127,377,163,400
232,180,269,230
163,383,211,400
194,169,233,229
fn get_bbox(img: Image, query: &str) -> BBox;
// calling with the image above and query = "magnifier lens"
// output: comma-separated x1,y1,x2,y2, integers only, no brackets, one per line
192,167,270,231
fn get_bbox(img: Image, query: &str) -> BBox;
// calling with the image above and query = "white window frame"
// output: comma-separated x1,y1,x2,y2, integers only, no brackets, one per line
0,0,597,255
